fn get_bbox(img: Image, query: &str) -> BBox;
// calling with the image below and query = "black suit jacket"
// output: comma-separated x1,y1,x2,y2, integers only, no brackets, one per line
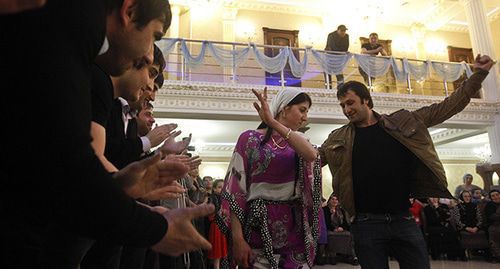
105,99,144,169
1,2,167,265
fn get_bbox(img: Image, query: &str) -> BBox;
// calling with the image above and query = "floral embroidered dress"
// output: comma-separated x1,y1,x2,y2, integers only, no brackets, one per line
217,130,322,269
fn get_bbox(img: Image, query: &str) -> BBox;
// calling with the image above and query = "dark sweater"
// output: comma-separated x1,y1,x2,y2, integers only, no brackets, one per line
352,123,416,213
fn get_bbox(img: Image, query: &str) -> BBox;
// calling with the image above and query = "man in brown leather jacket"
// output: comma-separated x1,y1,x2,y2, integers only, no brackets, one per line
319,54,495,269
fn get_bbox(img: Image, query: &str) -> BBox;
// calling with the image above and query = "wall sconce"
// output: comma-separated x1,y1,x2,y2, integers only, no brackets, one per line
424,38,447,58
237,20,256,42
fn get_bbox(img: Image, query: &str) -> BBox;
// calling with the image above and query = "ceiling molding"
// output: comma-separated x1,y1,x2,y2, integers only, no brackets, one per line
231,0,319,17
155,80,499,127
437,147,482,161
431,128,486,145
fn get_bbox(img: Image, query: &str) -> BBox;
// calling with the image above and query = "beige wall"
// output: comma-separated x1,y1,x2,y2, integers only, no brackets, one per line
443,163,483,195
234,10,324,48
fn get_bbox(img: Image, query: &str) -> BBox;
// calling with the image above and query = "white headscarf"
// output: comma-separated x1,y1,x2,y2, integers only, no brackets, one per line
270,88,303,118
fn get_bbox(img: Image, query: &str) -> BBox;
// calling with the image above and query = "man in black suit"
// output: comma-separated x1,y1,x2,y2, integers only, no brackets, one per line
0,1,213,268
324,24,349,88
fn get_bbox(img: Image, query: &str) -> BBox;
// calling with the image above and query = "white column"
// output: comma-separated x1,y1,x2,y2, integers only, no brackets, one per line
460,0,499,100
461,0,500,164
222,6,238,83
488,115,500,164
168,5,181,38
167,5,181,80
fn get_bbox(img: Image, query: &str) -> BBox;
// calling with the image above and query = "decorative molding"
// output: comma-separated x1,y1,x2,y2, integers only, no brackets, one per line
437,147,482,160
231,1,319,17
155,80,500,127
431,128,486,145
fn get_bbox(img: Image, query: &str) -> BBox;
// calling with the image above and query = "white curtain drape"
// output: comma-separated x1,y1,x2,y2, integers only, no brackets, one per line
288,47,309,78
354,54,392,77
251,44,289,74
206,42,251,68
180,39,208,69
311,50,352,75
161,38,476,84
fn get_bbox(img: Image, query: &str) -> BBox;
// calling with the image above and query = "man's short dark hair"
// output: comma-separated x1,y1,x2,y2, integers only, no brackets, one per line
369,32,378,38
106,0,172,33
337,24,347,31
337,81,374,109
153,44,166,72
154,70,164,89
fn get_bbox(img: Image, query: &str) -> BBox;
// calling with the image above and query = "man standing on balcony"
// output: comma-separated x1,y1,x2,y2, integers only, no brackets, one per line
324,24,349,89
359,32,387,85
319,54,495,269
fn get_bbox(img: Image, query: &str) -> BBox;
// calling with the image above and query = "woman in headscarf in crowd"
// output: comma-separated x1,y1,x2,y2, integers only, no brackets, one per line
453,190,488,255
217,87,322,269
424,198,466,260
484,189,500,263
323,193,357,265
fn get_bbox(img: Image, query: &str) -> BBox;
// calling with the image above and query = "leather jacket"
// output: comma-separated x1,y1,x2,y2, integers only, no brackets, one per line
320,69,489,216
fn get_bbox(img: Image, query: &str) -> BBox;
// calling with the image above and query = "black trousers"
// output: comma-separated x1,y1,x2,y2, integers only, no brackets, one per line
324,73,345,89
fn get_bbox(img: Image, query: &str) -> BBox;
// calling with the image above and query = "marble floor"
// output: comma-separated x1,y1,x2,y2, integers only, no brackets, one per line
314,257,498,269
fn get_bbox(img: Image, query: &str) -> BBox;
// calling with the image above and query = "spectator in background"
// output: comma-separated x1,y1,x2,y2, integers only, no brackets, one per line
484,189,500,263
203,176,214,194
208,179,228,269
453,190,487,257
491,178,500,192
324,24,349,88
409,198,425,229
472,189,485,203
324,194,357,265
359,32,387,85
455,173,484,199
424,198,466,261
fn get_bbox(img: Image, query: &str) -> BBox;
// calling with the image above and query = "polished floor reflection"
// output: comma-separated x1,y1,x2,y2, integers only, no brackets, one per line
315,257,498,268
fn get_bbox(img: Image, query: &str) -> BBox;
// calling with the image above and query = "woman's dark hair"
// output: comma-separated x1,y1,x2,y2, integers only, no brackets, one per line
337,81,373,108
459,190,471,202
259,92,312,146
489,189,500,199
212,179,224,190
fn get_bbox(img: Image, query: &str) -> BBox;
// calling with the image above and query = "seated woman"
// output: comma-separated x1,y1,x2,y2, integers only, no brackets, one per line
424,198,466,261
453,190,488,255
323,194,358,265
484,189,500,263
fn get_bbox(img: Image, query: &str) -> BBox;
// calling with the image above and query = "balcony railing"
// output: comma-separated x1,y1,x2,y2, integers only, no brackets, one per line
158,38,476,97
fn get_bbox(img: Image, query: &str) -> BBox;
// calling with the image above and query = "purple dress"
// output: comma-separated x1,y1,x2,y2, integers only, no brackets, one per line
217,130,322,269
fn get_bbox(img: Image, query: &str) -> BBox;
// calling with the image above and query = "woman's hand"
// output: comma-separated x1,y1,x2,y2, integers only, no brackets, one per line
252,87,276,128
